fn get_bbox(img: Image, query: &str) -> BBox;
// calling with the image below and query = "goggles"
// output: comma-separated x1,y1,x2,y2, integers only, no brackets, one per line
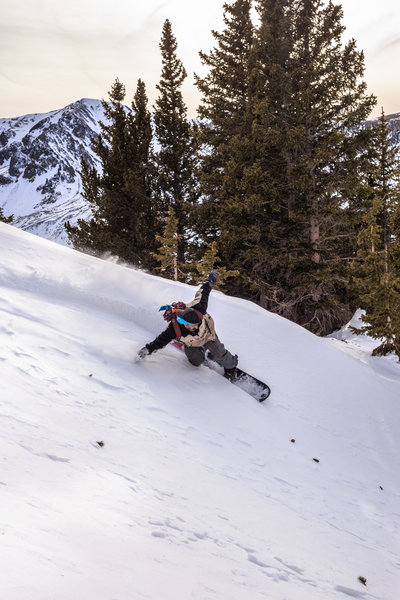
177,316,199,327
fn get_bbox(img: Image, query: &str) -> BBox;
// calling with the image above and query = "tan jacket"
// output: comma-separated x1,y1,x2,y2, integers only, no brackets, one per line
181,291,216,347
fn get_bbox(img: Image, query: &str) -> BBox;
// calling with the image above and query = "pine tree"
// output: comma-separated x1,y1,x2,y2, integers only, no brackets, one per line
0,207,13,223
351,110,400,358
65,78,128,254
237,0,294,307
389,189,400,357
124,79,157,268
153,206,183,281
194,0,254,272
231,0,375,334
153,19,197,265
190,241,239,290
66,78,156,268
195,0,376,333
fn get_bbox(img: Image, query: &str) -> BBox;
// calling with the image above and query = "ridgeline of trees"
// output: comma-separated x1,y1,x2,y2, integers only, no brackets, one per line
65,0,400,359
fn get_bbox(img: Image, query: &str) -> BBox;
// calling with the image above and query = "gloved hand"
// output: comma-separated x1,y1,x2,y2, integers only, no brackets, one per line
206,270,218,288
137,346,150,360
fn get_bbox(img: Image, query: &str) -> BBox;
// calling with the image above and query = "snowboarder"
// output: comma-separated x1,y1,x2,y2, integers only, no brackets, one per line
137,271,238,379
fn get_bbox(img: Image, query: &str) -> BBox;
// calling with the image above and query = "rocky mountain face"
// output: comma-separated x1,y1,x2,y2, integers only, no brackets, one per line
0,99,105,244
384,112,400,143
1,101,399,246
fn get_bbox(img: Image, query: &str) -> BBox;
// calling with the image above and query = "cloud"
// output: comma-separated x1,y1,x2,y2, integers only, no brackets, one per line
373,34,400,56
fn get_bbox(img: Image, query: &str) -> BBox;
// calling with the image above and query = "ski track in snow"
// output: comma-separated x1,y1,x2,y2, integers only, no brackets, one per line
1,223,400,600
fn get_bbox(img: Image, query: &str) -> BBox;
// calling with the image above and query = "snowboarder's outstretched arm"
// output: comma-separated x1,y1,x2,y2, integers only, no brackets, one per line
136,322,177,359
145,322,176,354
191,270,219,315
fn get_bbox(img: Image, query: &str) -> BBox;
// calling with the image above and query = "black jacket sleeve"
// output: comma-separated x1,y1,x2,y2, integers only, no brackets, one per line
192,282,212,315
146,322,177,353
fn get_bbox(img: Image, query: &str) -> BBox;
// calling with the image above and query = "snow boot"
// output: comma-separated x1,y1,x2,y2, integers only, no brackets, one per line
224,365,238,381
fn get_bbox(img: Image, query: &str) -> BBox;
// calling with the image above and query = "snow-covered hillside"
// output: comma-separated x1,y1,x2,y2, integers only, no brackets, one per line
0,99,105,244
1,222,399,600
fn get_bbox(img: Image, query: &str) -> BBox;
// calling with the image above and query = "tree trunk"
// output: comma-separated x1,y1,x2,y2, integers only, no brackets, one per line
310,215,320,264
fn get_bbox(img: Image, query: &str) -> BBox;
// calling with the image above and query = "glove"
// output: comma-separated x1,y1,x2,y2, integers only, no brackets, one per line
137,346,150,360
206,270,218,288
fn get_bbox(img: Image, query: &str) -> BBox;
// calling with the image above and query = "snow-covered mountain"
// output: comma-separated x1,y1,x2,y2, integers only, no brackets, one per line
1,221,399,599
0,99,105,244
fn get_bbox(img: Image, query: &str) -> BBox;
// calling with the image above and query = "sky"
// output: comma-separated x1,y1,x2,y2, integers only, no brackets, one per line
1,0,399,119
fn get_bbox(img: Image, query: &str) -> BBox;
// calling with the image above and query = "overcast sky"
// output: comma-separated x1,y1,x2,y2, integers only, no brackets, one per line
1,0,399,119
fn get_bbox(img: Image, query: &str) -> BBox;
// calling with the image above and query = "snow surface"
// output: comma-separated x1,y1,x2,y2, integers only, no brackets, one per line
1,222,399,600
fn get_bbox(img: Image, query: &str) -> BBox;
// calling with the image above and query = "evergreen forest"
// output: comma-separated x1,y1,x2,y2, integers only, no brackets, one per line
65,0,400,359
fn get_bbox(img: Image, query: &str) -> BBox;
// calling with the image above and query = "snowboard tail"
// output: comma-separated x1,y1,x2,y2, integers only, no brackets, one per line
170,340,271,402
226,366,271,402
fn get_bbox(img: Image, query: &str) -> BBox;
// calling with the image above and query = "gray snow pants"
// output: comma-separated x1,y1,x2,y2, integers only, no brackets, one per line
184,335,238,369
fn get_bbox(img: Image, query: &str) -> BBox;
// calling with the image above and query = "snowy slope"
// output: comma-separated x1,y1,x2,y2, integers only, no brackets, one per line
1,222,399,600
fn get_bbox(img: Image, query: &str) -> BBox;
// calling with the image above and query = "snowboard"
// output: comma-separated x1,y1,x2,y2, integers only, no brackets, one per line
170,340,271,402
